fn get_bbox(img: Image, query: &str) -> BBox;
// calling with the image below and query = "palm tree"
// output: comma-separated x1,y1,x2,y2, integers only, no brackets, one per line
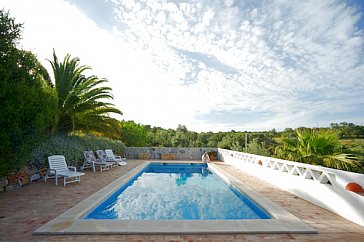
275,128,362,172
49,50,122,137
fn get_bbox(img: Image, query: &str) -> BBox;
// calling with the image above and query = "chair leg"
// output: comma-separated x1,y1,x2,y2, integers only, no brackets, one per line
55,175,58,186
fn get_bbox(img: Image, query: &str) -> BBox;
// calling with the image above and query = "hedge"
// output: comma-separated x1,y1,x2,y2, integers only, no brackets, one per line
30,134,126,169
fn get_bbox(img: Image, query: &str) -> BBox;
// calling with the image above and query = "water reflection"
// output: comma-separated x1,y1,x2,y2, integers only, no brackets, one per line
175,173,192,186
86,164,270,220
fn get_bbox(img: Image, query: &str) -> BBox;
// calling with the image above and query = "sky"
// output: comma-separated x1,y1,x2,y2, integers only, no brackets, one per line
1,0,364,132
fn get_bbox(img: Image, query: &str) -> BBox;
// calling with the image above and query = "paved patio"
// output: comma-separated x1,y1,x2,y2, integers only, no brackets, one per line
1,160,364,241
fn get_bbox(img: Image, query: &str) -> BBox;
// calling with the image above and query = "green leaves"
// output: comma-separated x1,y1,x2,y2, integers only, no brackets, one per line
0,9,22,54
275,128,362,172
49,50,122,137
120,120,148,147
0,10,57,175
31,134,126,168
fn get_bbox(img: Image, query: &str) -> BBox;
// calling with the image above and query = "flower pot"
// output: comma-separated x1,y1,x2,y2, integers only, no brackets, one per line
7,172,29,187
346,182,364,195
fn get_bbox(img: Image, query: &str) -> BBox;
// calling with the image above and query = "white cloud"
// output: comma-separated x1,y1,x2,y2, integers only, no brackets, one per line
89,171,261,220
2,0,364,131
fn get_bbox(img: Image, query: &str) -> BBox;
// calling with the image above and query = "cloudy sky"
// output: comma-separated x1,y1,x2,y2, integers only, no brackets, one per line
2,0,364,132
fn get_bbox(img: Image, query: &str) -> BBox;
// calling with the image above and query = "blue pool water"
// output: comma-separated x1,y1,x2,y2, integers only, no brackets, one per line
84,163,271,220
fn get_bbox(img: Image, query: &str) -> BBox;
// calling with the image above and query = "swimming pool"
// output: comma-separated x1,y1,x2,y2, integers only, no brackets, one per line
34,161,315,234
84,163,270,220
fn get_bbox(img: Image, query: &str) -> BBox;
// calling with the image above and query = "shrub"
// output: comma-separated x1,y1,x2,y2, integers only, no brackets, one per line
30,134,126,168
0,10,57,177
275,128,362,172
243,141,271,157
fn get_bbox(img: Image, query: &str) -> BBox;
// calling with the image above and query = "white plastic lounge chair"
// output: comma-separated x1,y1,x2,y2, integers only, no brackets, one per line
105,149,127,166
95,150,118,168
81,151,113,173
46,155,85,186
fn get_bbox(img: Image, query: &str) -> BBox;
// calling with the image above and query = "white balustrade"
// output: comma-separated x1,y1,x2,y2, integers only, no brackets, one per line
218,148,364,227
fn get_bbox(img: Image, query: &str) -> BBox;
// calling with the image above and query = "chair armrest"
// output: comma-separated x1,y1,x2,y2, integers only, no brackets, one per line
49,168,57,176
68,166,76,172
114,155,122,159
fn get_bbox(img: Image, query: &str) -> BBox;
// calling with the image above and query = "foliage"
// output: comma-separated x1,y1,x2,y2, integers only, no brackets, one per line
120,120,148,146
31,134,126,168
243,140,271,156
274,128,362,172
342,139,364,156
330,122,364,138
218,132,246,151
0,9,22,55
338,139,364,172
171,124,194,147
0,10,56,177
49,50,122,138
145,126,174,147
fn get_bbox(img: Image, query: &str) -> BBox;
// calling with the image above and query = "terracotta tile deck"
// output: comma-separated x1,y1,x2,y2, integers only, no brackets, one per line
1,160,364,241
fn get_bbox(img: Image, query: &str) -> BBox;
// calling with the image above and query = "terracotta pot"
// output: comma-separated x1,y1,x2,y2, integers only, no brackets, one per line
7,174,19,186
7,172,29,186
345,182,364,194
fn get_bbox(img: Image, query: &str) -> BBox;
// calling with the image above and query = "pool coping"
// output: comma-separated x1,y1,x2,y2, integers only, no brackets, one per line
33,161,316,234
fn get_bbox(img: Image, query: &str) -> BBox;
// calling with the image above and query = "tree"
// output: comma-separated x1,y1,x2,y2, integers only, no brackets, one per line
152,128,173,147
281,128,295,138
0,10,56,175
120,120,148,146
0,9,21,55
172,124,190,147
330,122,363,138
196,132,211,147
49,51,122,137
218,132,245,151
243,140,271,156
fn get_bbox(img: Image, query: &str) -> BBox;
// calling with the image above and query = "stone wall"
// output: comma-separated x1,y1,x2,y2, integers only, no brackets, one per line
125,147,217,160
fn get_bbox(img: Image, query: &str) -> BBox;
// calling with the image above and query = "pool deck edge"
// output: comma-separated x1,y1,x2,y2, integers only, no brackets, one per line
34,161,316,235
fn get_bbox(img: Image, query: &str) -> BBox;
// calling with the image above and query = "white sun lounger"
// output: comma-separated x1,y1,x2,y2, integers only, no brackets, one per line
105,149,127,166
46,155,85,186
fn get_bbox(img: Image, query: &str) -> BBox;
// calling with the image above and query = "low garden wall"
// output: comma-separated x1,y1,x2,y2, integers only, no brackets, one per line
125,147,217,160
217,148,364,227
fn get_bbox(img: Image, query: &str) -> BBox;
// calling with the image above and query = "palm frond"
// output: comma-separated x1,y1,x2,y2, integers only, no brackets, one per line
49,51,122,137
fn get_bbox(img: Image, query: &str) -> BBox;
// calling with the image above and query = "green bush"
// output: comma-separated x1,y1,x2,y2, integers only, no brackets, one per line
0,9,57,177
30,134,126,168
243,140,271,157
